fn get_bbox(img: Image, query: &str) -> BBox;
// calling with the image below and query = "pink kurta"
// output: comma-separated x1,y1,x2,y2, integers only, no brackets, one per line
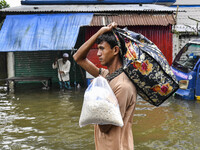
94,69,137,150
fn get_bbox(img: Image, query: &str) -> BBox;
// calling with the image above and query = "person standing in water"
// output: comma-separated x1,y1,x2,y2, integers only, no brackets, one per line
73,22,137,150
52,53,72,90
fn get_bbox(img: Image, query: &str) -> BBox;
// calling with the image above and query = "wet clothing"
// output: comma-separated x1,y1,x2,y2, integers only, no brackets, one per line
94,68,137,150
59,81,71,90
52,58,71,82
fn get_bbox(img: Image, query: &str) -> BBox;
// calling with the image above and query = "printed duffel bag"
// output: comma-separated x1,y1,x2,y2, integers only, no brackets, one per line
114,28,179,106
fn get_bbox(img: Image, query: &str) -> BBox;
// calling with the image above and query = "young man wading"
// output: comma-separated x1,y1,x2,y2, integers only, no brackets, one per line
73,22,137,150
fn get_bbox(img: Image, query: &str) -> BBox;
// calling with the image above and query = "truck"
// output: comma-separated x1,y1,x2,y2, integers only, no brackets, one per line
171,39,200,100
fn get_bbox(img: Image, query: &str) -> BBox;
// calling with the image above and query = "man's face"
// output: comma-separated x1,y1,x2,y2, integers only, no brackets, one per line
97,41,115,66
63,57,68,63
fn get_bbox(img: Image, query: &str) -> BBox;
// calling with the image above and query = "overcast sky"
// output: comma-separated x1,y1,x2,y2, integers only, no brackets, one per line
6,0,21,7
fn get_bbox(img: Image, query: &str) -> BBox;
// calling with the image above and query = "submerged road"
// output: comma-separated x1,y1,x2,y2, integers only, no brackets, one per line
0,84,200,150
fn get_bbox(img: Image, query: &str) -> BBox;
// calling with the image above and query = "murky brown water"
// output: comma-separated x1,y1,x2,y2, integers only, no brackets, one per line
0,84,200,150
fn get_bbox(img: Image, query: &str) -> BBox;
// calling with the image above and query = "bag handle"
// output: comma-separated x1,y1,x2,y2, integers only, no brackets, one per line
113,27,160,53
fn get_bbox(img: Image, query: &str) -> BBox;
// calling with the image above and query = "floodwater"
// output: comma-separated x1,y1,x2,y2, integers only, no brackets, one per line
0,84,200,150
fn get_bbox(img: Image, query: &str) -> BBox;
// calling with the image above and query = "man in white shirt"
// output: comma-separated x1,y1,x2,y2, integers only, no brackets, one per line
52,53,72,89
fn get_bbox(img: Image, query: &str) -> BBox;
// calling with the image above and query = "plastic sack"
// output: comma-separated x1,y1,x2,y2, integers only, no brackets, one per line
114,28,179,106
79,76,124,127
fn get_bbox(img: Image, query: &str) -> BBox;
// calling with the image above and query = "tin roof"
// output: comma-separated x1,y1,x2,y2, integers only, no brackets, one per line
21,0,176,5
0,4,176,14
173,0,200,6
91,14,175,26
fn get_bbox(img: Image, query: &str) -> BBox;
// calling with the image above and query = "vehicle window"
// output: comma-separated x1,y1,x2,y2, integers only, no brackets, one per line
173,43,200,72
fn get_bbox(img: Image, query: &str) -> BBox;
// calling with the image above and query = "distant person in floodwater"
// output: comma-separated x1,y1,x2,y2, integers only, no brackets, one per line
52,53,72,90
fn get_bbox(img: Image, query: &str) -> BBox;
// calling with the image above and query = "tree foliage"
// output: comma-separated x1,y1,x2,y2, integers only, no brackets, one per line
0,0,9,9
0,0,9,29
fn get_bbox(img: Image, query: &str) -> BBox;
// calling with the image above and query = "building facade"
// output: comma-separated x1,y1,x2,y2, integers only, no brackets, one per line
172,0,200,59
0,0,176,87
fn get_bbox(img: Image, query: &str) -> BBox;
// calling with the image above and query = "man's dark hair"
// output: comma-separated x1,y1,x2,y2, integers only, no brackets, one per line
96,31,126,60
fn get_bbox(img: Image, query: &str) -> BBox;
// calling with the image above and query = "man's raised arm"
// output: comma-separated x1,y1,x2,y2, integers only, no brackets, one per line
73,22,117,77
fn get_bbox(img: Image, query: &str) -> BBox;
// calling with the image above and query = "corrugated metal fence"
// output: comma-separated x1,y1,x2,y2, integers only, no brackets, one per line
14,51,85,86
15,51,58,82
85,25,173,68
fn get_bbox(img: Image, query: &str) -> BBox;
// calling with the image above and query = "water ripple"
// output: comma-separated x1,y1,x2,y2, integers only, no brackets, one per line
0,88,200,149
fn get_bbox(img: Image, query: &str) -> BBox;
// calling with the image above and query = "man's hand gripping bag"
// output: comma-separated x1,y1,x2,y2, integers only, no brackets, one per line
114,28,179,106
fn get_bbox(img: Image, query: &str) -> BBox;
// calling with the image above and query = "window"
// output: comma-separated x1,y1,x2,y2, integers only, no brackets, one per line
172,43,200,73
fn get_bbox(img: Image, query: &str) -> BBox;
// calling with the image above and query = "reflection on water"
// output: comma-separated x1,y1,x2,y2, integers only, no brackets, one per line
134,98,200,150
0,85,200,150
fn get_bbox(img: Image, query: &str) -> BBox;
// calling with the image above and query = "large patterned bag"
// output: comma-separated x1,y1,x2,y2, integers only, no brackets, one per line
114,28,179,106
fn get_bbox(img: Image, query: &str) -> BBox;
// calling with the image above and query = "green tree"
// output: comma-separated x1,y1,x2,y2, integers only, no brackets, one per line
0,0,9,29
0,0,9,9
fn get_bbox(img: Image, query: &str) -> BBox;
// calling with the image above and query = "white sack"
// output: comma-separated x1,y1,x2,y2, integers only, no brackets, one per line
79,76,124,127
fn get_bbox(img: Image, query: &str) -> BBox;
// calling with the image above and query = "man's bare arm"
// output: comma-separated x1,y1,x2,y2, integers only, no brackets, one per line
73,22,117,77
